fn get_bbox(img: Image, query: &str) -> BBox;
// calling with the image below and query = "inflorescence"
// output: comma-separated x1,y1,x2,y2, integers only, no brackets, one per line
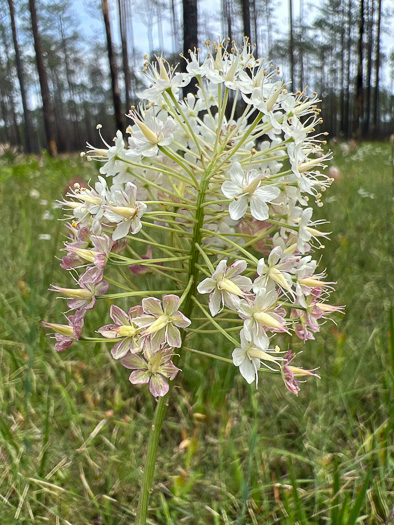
43,38,343,397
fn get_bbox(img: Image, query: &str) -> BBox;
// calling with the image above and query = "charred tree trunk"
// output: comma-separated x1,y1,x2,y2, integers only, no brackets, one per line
251,0,258,53
242,0,251,40
354,0,364,138
373,0,381,132
8,0,34,152
102,0,123,132
182,0,198,94
28,0,57,156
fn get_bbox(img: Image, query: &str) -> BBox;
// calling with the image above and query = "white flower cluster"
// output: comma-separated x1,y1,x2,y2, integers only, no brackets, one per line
44,39,342,397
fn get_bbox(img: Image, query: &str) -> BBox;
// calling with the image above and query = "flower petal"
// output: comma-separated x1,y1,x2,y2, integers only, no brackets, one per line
166,324,182,348
111,338,132,359
239,359,258,384
149,375,169,397
142,297,163,316
171,312,191,328
197,277,216,294
229,195,248,220
163,294,180,316
121,353,147,369
232,347,245,366
97,324,118,338
110,305,129,326
225,259,247,279
221,181,242,199
113,220,131,241
209,288,223,316
250,195,269,221
129,370,151,385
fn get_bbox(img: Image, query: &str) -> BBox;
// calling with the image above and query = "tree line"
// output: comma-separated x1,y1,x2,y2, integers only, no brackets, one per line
0,0,393,155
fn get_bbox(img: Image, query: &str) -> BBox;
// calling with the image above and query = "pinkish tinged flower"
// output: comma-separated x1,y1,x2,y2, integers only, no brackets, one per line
197,259,252,316
98,305,151,359
141,295,191,349
60,224,91,269
50,269,108,313
41,312,84,352
121,340,179,397
281,350,320,395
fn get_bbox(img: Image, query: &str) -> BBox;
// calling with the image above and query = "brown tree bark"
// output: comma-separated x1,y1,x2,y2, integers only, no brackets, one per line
102,0,123,132
373,0,381,132
354,0,364,138
8,0,34,153
28,0,57,156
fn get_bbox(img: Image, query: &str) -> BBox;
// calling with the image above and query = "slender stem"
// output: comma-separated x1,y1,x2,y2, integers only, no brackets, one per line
135,148,214,525
135,394,168,525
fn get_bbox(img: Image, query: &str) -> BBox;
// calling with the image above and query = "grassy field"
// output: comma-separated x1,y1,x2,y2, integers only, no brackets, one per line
0,142,392,524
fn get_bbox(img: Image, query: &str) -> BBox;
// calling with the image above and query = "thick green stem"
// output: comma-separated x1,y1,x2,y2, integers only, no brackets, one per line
135,394,168,525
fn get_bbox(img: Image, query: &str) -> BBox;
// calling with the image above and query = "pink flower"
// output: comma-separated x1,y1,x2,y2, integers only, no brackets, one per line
141,295,191,349
41,312,84,352
281,351,320,395
98,305,151,359
50,268,109,314
121,341,179,397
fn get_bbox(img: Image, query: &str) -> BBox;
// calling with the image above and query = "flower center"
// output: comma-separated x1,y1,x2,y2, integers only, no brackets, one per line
117,325,137,337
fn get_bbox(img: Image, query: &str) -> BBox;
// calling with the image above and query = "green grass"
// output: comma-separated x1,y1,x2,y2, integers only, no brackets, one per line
0,143,392,524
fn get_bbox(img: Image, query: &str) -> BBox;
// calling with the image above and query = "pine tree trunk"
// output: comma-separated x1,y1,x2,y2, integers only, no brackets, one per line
242,0,251,40
8,0,34,153
289,0,295,91
28,0,57,156
182,0,198,94
344,0,352,137
118,0,131,111
373,0,381,132
339,0,346,135
170,0,179,52
102,0,123,132
363,0,373,137
354,0,364,138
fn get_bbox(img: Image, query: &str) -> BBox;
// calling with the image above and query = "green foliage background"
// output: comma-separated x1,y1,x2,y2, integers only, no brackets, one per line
0,143,392,523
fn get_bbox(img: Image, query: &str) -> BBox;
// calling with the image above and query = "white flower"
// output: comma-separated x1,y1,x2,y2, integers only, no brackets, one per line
197,259,252,316
138,57,190,103
104,182,147,240
128,108,176,157
253,246,295,294
221,162,280,221
232,329,282,385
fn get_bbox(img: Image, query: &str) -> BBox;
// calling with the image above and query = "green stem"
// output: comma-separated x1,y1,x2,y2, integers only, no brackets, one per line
135,394,168,525
135,159,214,524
